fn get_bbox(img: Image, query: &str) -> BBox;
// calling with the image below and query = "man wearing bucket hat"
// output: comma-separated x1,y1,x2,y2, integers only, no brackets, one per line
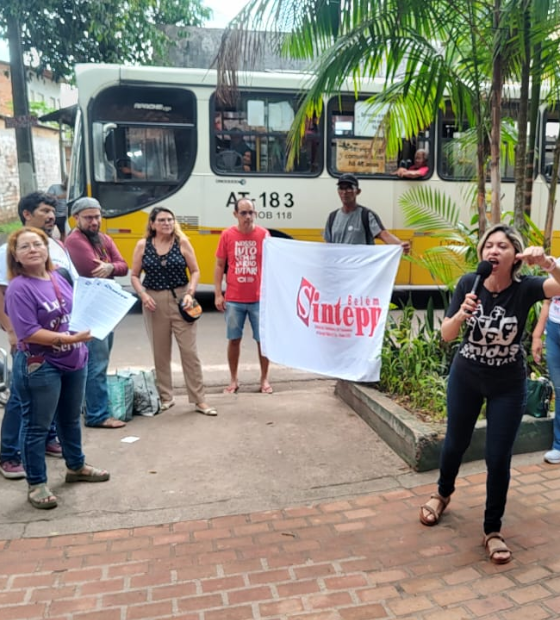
324,173,410,252
65,197,129,428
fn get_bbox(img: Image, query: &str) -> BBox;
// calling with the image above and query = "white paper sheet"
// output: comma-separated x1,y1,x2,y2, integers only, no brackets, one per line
69,277,136,340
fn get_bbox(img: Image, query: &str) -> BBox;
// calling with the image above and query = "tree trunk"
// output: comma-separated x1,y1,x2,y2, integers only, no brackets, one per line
525,45,542,223
513,3,531,233
7,13,37,196
544,125,560,252
489,0,503,225
477,139,487,237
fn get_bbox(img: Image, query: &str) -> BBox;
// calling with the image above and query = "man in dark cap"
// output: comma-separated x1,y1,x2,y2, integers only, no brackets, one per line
324,173,410,251
65,197,129,428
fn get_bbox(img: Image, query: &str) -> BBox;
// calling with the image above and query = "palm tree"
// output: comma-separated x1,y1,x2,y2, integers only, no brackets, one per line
216,0,560,236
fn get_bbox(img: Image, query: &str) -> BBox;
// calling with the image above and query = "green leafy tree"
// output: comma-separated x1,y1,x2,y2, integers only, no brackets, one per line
216,0,560,235
1,0,212,80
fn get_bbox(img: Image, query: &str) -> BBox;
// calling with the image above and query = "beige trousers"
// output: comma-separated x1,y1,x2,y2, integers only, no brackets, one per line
142,287,205,404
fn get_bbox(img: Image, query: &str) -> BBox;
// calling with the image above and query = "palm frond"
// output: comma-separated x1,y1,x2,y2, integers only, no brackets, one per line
399,186,461,231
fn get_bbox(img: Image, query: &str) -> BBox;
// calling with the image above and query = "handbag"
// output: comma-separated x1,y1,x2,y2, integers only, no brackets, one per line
158,254,202,322
177,296,202,322
107,373,135,421
118,369,161,416
525,377,553,418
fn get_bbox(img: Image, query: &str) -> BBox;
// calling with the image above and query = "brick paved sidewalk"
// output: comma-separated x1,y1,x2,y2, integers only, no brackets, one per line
2,462,560,620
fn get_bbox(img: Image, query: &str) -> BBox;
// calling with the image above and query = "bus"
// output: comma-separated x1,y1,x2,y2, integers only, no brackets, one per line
67,63,560,288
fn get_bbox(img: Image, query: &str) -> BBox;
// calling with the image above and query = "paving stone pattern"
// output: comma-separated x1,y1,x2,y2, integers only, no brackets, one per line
2,462,560,619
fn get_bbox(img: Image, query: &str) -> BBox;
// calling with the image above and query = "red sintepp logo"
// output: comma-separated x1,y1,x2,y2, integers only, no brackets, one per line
296,277,316,326
295,277,382,338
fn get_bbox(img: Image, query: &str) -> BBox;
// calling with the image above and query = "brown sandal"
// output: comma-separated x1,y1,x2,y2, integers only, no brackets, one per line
483,532,512,564
419,493,450,526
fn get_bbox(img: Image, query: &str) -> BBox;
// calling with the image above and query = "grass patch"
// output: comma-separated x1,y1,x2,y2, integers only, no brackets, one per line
0,220,22,235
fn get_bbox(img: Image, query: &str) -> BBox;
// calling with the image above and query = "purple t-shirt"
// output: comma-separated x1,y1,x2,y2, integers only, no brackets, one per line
5,271,88,371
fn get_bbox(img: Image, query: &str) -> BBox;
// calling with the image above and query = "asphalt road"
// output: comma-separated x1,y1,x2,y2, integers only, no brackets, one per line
109,296,323,390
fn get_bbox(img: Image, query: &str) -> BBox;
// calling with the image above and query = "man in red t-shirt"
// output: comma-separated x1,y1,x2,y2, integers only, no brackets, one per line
214,198,272,394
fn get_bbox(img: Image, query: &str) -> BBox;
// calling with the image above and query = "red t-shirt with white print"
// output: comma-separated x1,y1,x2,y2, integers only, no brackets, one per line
216,226,270,302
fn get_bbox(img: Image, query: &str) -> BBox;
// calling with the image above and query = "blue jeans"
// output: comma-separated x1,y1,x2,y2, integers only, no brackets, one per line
546,320,560,451
438,357,526,535
225,302,260,341
0,352,57,464
84,333,114,427
15,352,86,486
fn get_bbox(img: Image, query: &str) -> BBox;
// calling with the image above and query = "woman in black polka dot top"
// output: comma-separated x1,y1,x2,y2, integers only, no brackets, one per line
130,207,217,416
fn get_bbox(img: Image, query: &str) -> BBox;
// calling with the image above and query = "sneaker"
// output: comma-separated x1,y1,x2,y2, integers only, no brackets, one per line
544,449,560,464
0,460,26,479
45,441,63,458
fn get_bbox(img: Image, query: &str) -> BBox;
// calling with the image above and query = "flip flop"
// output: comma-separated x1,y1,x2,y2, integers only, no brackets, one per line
260,385,273,394
195,406,218,416
28,484,57,510
223,385,239,394
66,465,110,483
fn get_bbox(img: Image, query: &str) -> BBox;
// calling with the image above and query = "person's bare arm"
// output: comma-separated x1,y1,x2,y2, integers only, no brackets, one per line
24,329,92,346
0,287,16,350
179,236,200,308
532,299,550,363
130,240,156,312
378,230,411,254
214,257,226,312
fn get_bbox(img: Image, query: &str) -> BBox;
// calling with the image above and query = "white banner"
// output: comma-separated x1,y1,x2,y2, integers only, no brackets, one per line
260,239,402,381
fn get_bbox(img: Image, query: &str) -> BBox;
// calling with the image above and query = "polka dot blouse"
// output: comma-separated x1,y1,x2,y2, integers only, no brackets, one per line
141,237,189,291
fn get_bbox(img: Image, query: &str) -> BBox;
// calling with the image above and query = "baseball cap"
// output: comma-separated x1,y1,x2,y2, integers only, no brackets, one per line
71,197,102,216
336,173,359,188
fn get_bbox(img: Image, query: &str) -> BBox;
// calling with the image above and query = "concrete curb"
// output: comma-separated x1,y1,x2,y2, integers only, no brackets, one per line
336,380,553,471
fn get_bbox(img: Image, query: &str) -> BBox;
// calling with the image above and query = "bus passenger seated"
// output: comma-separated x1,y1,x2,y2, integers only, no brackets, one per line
395,149,430,179
229,128,250,154
242,149,255,172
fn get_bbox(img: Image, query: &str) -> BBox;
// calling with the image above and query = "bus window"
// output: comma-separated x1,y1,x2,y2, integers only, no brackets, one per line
89,85,196,217
542,109,560,180
327,95,431,178
211,93,322,176
439,101,516,182
68,108,85,203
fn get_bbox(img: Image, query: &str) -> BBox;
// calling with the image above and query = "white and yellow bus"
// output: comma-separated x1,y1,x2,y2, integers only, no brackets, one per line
67,63,560,287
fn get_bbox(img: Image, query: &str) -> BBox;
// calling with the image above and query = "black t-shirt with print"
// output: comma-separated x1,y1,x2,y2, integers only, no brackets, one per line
446,273,547,369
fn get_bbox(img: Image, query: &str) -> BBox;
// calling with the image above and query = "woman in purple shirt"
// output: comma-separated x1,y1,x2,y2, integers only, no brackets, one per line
5,228,110,509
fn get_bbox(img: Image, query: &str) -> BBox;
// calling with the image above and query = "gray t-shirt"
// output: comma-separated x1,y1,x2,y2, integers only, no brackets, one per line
324,206,384,245
47,184,68,218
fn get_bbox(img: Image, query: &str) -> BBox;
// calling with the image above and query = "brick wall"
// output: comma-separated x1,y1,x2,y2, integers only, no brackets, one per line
0,123,62,223
0,61,68,223
0,130,19,220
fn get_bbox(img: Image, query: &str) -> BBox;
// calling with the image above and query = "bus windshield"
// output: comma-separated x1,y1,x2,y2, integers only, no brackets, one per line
90,85,196,217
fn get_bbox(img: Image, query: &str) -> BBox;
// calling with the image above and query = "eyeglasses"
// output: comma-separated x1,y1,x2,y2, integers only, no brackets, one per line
238,210,256,217
16,242,45,252
337,185,356,191
80,214,101,221
155,218,175,223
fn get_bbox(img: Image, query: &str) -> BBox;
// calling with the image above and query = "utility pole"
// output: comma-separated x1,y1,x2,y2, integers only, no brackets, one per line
7,13,37,196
